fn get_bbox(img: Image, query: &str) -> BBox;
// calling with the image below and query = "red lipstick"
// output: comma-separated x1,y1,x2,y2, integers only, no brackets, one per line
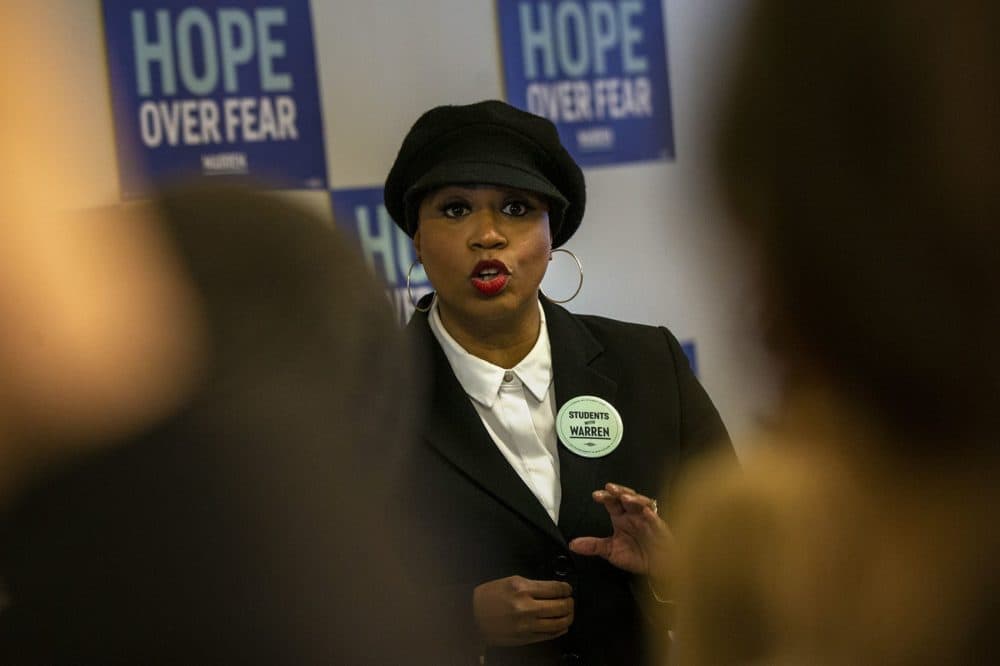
470,259,510,296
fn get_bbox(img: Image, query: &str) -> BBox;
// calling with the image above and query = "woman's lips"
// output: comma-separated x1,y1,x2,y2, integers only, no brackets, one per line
470,259,510,296
472,274,509,295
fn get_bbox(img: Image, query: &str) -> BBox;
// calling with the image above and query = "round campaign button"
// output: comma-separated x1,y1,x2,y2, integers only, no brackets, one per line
556,396,623,458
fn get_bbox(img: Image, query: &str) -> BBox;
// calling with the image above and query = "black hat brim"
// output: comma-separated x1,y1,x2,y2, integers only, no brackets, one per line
403,160,569,230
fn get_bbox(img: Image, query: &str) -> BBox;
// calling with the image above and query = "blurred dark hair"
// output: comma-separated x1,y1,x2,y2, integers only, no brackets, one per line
715,0,1000,448
0,185,440,663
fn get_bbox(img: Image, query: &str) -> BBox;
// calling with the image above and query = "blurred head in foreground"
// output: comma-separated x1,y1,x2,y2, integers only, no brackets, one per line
672,2,1000,665
0,185,435,664
715,0,1000,451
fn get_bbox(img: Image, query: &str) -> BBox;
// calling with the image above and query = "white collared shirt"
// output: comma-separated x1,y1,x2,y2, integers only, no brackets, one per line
429,299,561,524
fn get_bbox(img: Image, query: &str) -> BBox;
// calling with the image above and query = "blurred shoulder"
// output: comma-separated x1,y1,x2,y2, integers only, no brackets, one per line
673,439,816,531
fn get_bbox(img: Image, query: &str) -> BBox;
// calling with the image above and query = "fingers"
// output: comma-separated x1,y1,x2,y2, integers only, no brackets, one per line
621,494,659,524
606,482,638,495
524,597,574,644
608,482,657,511
591,489,627,517
536,596,575,619
473,576,575,647
594,482,662,520
522,578,573,599
522,622,572,645
531,615,573,634
568,536,612,559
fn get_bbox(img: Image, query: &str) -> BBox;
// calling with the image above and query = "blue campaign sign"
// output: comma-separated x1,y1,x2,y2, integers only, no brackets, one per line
102,0,327,197
680,339,698,377
330,187,431,325
497,0,675,166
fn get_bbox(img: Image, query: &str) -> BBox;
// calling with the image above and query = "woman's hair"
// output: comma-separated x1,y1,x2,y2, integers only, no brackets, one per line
715,0,1000,449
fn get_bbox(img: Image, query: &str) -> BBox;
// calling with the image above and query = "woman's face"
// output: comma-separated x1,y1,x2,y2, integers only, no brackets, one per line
414,184,552,328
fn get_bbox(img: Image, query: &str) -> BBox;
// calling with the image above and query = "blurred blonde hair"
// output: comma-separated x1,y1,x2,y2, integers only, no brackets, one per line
0,6,202,501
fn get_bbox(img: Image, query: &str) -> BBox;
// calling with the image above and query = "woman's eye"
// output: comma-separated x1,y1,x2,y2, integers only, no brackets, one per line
441,203,470,218
502,201,531,217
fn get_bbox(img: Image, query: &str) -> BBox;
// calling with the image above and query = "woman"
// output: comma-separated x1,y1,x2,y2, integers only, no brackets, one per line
385,100,734,665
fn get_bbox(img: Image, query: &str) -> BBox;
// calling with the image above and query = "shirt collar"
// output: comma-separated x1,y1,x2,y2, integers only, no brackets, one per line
428,298,553,408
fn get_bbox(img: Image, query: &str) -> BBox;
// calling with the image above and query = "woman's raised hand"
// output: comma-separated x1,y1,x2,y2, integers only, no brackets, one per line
568,483,675,585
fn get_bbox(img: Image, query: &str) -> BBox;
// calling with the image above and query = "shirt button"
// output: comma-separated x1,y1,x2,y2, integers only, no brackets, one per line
503,371,514,383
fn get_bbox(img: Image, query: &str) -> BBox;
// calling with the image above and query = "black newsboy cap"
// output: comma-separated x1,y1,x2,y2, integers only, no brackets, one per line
383,100,586,248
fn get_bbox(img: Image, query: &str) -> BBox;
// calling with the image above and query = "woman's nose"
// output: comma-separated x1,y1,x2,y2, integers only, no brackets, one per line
468,210,507,249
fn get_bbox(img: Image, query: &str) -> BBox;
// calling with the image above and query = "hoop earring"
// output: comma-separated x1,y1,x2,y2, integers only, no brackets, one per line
544,248,583,304
407,260,432,313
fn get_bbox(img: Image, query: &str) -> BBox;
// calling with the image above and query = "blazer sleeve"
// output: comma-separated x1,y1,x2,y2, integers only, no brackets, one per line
660,326,736,504
630,327,738,630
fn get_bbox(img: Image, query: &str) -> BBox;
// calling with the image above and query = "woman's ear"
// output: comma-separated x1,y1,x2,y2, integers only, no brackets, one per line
412,229,421,259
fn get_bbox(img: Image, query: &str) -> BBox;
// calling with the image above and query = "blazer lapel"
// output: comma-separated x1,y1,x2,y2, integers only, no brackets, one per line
542,299,619,538
410,312,566,546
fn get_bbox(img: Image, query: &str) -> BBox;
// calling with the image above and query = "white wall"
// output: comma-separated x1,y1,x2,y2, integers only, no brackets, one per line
55,0,775,451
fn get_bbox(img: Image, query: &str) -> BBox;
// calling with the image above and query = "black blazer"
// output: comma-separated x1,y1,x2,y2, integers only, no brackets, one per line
400,298,734,666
